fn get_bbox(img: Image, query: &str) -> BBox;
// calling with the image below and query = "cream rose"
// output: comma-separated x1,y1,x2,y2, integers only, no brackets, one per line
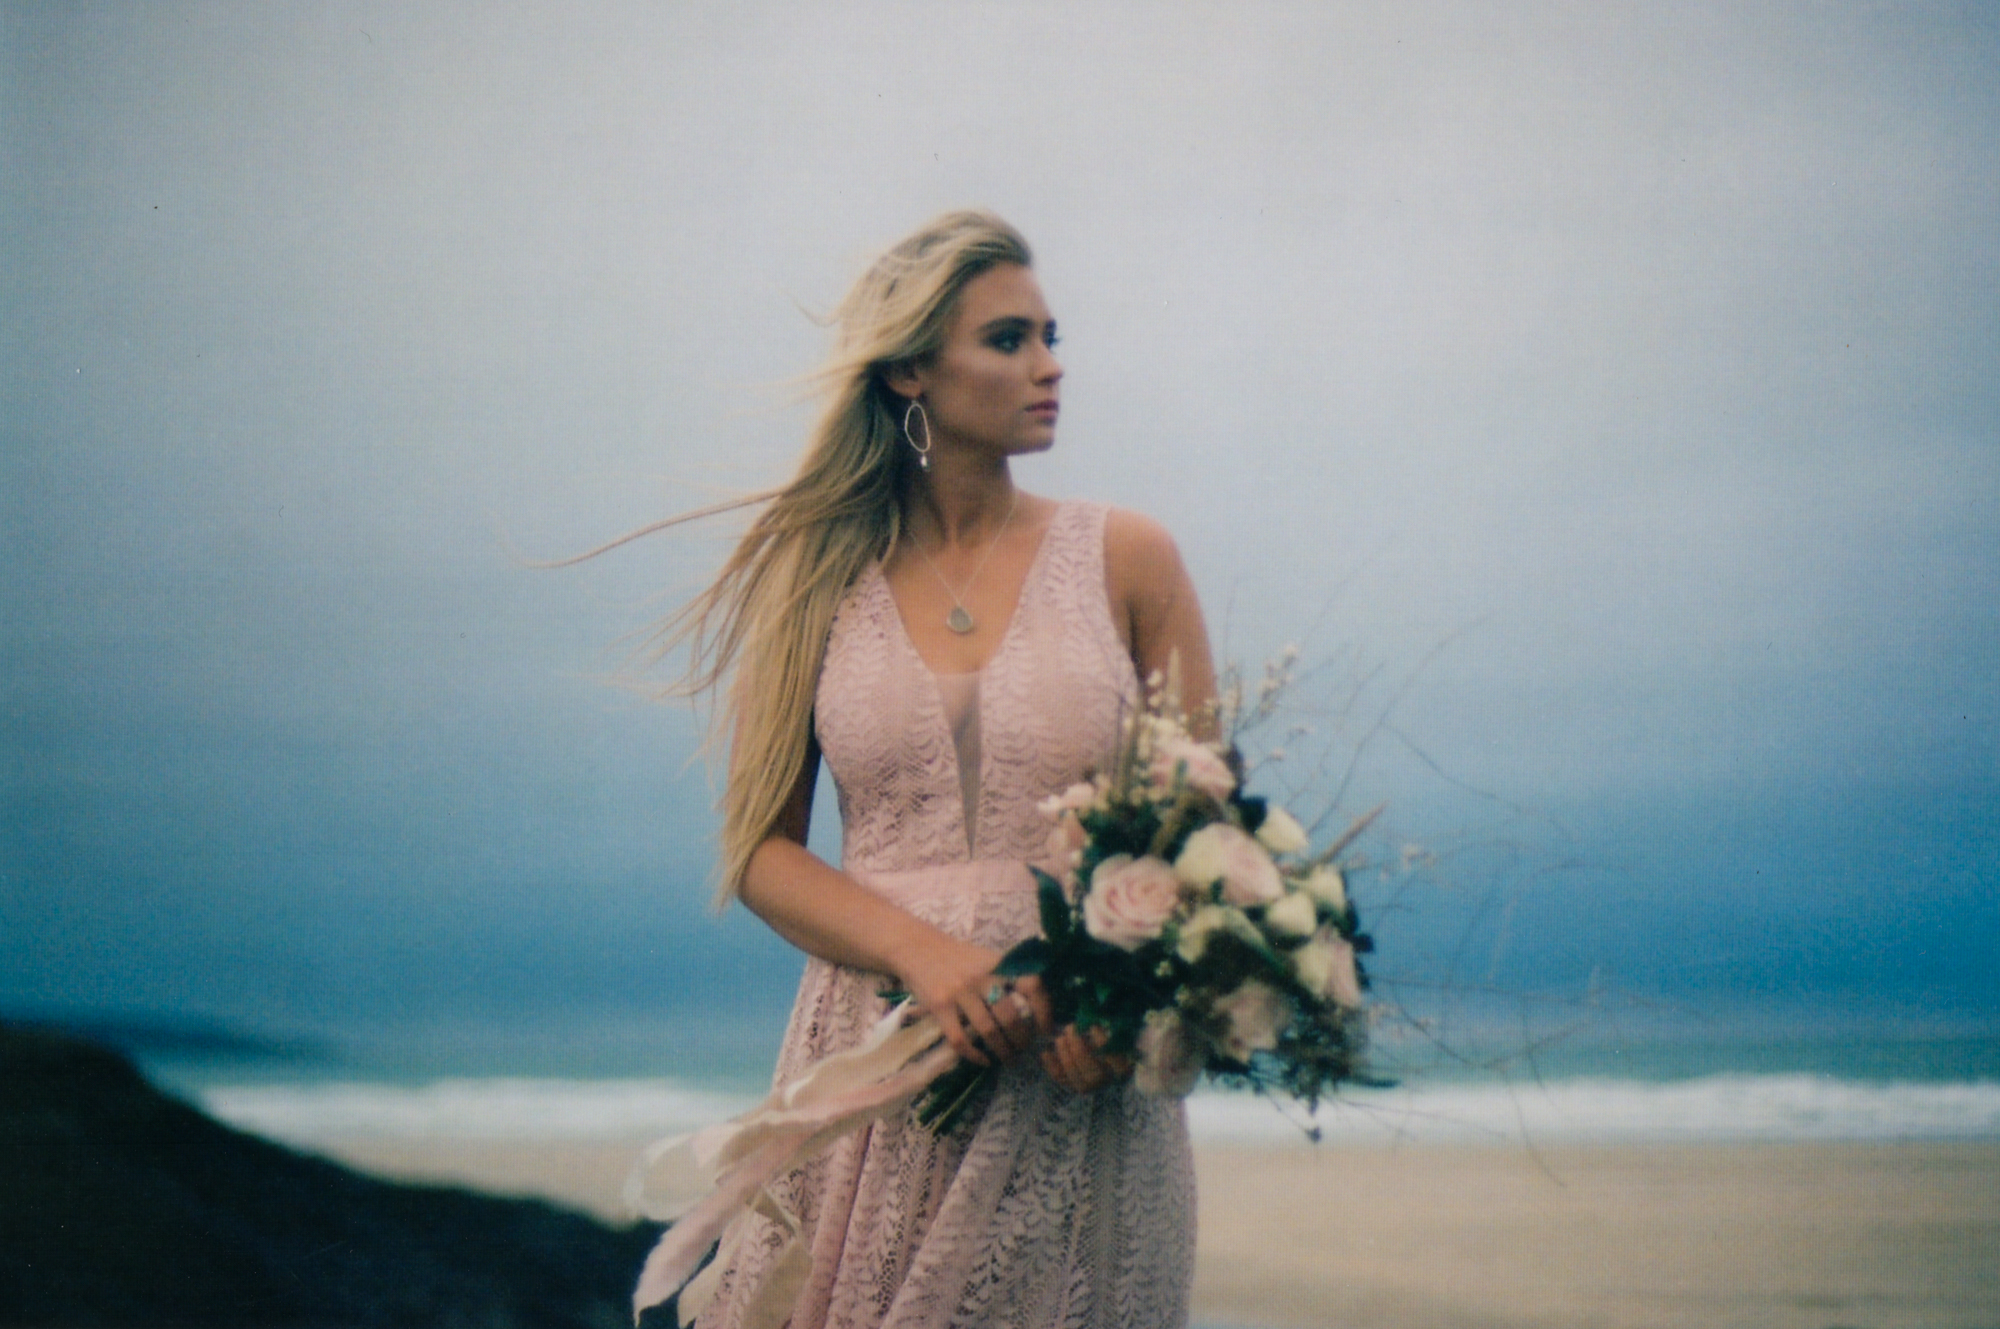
1262,888,1318,939
1174,903,1261,963
1174,823,1283,906
1299,865,1348,915
1294,930,1365,1009
1213,980,1288,1063
1038,782,1097,869
1291,933,1335,995
1254,806,1309,856
1134,1008,1201,1097
1082,854,1184,951
1148,736,1236,801
1037,780,1098,822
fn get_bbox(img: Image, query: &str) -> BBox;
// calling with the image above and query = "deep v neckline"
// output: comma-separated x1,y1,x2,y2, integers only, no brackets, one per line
875,503,1063,680
873,505,1065,859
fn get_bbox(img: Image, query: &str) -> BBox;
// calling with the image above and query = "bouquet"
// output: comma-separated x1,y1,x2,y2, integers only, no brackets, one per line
631,660,1380,1323
918,665,1378,1132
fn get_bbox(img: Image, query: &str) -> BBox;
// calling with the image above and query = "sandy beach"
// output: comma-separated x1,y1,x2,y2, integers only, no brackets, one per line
315,1136,2000,1329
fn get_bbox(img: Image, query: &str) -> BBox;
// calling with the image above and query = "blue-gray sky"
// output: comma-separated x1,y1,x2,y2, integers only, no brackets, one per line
4,2,1996,1061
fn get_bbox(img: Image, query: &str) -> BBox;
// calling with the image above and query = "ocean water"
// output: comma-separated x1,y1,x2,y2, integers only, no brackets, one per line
161,1029,2000,1153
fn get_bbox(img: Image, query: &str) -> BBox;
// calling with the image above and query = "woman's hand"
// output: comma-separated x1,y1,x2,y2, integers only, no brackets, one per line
1042,1024,1133,1095
900,938,1053,1067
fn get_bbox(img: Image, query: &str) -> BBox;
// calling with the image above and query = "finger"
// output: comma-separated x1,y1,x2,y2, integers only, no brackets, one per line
1042,1040,1086,1093
981,989,1034,1062
1050,1030,1101,1094
935,1001,987,1067
961,989,1015,1063
1079,1029,1132,1084
1009,976,1056,1037
1003,990,1038,1041
988,981,1044,1060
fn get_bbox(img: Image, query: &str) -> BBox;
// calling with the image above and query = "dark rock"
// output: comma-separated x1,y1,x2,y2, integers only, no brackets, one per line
0,1024,658,1327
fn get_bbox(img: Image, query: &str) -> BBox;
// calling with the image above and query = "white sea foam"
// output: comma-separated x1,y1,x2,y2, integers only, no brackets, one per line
198,1078,764,1147
196,1073,2000,1151
1187,1074,2000,1146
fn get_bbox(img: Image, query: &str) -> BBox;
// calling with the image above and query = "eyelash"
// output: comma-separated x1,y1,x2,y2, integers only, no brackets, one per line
993,328,1059,353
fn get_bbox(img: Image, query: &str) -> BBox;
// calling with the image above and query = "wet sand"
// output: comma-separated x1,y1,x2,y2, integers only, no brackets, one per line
321,1137,2000,1329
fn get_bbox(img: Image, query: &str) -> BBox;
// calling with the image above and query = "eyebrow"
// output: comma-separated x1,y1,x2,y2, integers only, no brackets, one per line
977,315,1053,336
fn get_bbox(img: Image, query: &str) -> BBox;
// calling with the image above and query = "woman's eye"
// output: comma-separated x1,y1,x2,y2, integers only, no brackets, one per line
990,332,1023,352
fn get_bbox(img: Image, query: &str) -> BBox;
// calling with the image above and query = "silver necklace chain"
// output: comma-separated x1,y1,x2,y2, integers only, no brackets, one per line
912,490,1020,635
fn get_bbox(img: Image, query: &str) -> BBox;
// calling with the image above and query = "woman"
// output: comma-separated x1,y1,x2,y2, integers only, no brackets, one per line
672,211,1217,1329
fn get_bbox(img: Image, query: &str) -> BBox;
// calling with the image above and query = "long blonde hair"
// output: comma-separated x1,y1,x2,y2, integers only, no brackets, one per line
662,211,1033,902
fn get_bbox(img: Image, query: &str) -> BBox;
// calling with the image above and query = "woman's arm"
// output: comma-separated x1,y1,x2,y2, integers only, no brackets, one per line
736,737,1050,1067
1105,508,1218,729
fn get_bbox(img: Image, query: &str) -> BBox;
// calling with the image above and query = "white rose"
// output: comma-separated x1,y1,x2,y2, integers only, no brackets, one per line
1212,980,1288,1063
1262,889,1318,939
1300,865,1348,915
1175,823,1283,906
1254,806,1309,856
1148,736,1236,801
1037,781,1098,821
1082,855,1184,951
1174,903,1260,963
1134,1008,1201,1097
1291,933,1335,995
1324,934,1365,1010
1294,929,1365,1009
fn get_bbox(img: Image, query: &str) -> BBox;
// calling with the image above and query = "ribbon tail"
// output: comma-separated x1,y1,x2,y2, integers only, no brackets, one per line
633,1134,795,1321
630,1016,962,1325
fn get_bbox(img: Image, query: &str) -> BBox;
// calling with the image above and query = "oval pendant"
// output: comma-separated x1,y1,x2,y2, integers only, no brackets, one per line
946,605,976,635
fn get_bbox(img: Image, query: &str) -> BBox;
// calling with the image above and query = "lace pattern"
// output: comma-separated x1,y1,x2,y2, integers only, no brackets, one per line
699,502,1195,1329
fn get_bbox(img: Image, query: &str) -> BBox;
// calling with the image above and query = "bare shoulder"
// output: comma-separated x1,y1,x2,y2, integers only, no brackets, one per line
1100,505,1215,707
1103,506,1189,595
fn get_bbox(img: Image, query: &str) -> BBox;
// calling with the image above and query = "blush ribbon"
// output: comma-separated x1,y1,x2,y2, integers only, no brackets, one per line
626,1003,959,1327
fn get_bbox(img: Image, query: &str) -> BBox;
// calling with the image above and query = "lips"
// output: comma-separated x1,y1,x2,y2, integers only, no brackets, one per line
1028,400,1060,418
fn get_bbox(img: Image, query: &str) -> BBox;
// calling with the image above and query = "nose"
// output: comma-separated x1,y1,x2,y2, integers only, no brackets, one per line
1033,340,1063,385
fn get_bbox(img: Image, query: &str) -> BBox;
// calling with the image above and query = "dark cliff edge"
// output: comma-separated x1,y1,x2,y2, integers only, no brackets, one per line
0,1024,658,1328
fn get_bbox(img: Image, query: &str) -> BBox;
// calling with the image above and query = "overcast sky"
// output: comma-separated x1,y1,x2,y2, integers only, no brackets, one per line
4,2,1995,1064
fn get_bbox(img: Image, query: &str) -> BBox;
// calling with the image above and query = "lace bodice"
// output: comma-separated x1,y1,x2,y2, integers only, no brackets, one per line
816,500,1139,878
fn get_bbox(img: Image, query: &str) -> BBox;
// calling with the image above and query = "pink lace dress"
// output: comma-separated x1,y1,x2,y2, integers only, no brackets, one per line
699,502,1197,1329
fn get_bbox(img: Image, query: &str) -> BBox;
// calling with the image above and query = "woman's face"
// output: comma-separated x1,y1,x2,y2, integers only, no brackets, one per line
898,262,1063,459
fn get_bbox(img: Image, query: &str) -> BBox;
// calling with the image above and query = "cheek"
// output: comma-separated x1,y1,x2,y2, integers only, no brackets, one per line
966,361,1019,406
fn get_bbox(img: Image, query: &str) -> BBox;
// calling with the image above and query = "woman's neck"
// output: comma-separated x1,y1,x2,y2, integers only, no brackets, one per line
907,456,1018,548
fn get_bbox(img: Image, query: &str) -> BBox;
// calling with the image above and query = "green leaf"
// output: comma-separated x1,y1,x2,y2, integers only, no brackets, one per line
995,938,1051,977
1033,868,1073,944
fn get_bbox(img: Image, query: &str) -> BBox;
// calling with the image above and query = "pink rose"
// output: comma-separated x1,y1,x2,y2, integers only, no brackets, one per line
1148,736,1235,801
1212,980,1288,1063
1082,854,1185,950
1134,1009,1201,1097
1174,823,1283,906
1324,934,1365,1010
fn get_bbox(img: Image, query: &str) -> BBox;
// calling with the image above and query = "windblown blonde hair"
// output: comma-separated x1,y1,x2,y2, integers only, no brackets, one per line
650,211,1033,903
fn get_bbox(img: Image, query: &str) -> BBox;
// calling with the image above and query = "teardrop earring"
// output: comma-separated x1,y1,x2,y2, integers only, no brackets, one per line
903,400,933,471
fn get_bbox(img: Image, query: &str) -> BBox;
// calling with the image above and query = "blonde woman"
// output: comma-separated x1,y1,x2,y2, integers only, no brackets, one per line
674,211,1216,1328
